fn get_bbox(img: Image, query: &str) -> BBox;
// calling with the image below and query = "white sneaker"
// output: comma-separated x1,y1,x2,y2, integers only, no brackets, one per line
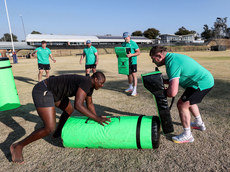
131,90,137,96
172,133,194,143
125,88,133,92
191,122,206,131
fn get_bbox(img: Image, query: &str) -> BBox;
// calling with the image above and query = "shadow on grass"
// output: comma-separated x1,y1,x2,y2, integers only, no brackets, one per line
0,103,68,162
102,78,145,94
55,69,106,76
164,133,176,142
55,70,85,75
2,77,229,161
14,76,38,85
0,103,40,161
0,100,142,162
207,79,230,101
69,101,142,117
103,77,230,101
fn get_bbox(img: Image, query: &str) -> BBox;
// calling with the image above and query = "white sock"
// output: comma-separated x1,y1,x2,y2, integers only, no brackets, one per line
183,128,191,136
128,84,133,89
195,115,203,125
133,86,137,92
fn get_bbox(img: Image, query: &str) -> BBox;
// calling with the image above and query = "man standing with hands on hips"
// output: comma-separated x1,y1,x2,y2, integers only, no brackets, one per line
122,32,140,96
80,40,98,77
33,40,56,82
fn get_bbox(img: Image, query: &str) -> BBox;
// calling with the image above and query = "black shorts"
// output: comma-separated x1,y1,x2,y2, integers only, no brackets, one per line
129,64,137,74
32,81,55,107
85,64,96,69
38,63,51,70
181,87,213,105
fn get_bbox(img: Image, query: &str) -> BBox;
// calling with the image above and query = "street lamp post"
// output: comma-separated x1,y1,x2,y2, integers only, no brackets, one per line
4,0,18,63
20,15,26,41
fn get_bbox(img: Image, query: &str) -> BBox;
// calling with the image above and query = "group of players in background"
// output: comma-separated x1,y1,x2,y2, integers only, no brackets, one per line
10,32,214,163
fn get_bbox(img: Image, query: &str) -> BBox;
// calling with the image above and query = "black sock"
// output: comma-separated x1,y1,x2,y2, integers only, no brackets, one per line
53,111,70,138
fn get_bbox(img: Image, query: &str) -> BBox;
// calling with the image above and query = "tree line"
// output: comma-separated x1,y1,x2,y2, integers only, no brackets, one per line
132,27,196,39
0,17,229,42
0,31,41,42
132,17,230,40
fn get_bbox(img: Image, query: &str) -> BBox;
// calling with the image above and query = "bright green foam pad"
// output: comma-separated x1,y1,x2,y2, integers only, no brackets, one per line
62,116,160,149
117,57,129,75
115,47,128,57
115,47,130,75
0,58,20,111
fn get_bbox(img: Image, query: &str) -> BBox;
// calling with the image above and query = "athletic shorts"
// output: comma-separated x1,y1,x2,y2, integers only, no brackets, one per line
129,64,137,74
85,64,96,69
181,87,213,105
32,81,55,107
38,63,51,70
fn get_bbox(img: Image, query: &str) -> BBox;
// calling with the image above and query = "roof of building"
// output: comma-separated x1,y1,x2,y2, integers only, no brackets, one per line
26,34,99,42
0,42,35,50
26,34,152,43
97,35,149,40
160,34,195,37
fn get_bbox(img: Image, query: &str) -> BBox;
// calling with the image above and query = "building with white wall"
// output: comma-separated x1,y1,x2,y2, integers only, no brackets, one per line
26,34,153,46
159,34,196,44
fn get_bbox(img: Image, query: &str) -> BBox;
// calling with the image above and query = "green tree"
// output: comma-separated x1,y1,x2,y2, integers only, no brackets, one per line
143,28,160,39
31,30,42,34
227,27,230,38
0,33,18,42
201,24,213,40
175,26,196,35
213,17,228,38
132,30,143,36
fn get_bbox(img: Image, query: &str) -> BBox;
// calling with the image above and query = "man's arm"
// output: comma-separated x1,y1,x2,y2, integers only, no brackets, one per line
126,48,140,58
94,52,98,65
49,54,56,63
166,78,179,97
74,88,110,126
31,50,38,57
86,96,97,115
80,51,85,64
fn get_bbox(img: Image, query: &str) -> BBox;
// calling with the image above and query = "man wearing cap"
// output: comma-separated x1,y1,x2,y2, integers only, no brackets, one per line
80,40,98,77
122,32,140,96
33,40,56,82
149,45,214,143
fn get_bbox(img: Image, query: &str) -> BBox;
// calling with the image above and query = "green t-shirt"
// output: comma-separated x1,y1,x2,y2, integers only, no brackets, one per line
83,46,97,65
122,40,139,65
35,47,52,64
165,53,214,90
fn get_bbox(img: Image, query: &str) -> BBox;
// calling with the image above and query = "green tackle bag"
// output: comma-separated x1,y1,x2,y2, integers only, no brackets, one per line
62,116,160,149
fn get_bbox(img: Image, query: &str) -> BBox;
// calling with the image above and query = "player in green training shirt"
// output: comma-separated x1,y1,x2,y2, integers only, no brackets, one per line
80,40,98,77
122,32,140,96
149,46,214,144
33,40,56,81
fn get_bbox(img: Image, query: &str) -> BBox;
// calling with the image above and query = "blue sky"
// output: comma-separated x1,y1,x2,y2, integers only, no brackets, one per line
0,0,229,41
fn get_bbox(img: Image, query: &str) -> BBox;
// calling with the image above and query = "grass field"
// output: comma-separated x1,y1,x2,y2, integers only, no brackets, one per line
0,50,230,171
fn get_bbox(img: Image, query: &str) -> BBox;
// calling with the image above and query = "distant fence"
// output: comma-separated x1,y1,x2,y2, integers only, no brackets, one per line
166,45,209,52
139,45,209,53
17,44,211,57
